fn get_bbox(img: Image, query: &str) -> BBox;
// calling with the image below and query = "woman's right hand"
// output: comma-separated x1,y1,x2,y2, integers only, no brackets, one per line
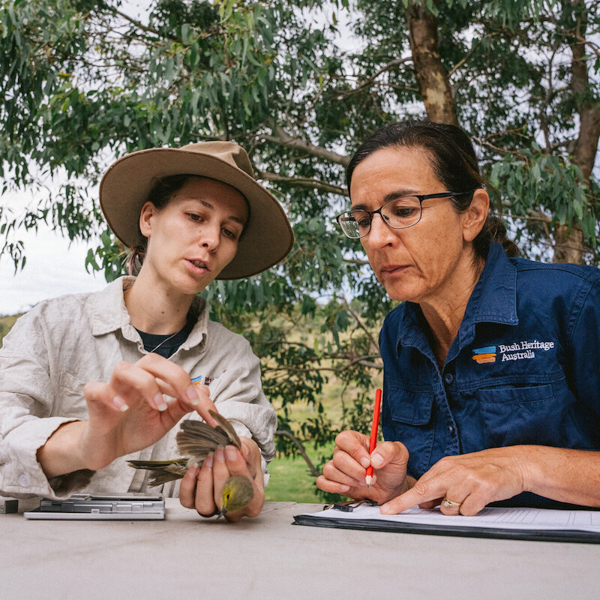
316,430,413,505
38,353,219,477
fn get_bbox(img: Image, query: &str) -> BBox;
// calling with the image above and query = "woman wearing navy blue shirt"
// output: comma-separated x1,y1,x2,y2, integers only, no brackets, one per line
317,121,600,515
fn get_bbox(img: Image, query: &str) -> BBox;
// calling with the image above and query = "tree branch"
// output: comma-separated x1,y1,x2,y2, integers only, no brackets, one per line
261,129,350,167
447,36,485,79
263,354,383,374
108,7,174,41
257,171,347,196
358,360,384,369
343,300,379,353
335,57,413,99
472,136,530,163
274,430,320,478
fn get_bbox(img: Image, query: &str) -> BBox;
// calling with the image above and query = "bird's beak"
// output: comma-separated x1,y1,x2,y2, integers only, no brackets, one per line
217,507,227,519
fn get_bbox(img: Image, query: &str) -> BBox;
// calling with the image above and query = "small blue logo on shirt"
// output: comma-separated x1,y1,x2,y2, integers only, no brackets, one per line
191,375,214,386
472,346,497,364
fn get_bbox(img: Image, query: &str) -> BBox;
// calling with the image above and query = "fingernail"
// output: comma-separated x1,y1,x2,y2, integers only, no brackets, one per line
154,393,168,411
204,453,214,468
371,453,384,468
225,445,238,461
187,385,200,405
360,457,370,468
113,396,128,412
380,503,392,515
186,466,199,479
340,484,350,492
214,447,225,463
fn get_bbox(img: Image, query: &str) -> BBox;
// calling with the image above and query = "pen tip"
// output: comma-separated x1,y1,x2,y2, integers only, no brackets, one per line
365,475,372,487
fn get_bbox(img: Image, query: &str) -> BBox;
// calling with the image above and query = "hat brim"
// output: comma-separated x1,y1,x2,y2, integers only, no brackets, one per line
99,147,294,279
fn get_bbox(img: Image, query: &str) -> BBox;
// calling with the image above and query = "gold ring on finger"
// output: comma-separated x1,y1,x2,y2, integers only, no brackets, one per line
442,498,461,509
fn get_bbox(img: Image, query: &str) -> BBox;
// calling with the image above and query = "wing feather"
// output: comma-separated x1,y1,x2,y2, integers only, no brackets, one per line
127,459,190,487
209,410,242,450
176,413,242,456
127,413,243,484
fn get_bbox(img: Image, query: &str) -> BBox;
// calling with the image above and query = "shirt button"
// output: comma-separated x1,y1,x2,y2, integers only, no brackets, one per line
448,426,454,434
18,474,30,488
444,373,454,384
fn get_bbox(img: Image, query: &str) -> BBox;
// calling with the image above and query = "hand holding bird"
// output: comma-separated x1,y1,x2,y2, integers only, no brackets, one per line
129,410,257,518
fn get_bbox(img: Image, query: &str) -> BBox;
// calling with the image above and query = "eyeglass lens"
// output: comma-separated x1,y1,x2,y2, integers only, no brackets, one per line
339,196,422,238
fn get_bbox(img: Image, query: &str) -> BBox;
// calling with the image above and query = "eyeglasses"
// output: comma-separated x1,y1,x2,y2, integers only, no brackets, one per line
336,191,474,239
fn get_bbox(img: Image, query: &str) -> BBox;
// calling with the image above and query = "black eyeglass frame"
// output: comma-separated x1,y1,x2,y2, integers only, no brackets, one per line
336,191,476,239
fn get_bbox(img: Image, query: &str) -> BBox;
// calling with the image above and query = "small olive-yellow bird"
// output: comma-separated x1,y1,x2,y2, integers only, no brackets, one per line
128,410,254,516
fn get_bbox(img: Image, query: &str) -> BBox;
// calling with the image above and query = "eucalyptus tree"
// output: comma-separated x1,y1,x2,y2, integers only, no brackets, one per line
1,0,599,461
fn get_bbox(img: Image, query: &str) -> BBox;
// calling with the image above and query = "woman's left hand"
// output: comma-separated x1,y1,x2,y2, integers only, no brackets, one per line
380,447,528,516
179,436,265,522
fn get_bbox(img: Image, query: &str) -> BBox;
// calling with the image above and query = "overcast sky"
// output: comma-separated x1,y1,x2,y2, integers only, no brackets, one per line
0,227,106,316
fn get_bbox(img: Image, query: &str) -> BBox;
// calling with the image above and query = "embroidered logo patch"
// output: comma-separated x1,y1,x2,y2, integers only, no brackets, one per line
472,346,497,364
191,375,214,386
473,340,555,364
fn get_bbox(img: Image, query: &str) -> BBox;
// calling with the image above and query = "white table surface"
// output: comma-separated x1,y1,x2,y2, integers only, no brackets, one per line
1,499,599,600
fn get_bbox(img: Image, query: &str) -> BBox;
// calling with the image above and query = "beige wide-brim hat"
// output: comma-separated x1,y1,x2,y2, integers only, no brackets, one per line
99,141,294,280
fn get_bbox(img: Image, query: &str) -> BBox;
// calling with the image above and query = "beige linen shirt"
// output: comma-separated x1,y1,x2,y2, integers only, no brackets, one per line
0,277,277,499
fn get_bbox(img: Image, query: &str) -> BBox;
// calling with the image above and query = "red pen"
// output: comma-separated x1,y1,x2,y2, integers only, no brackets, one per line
365,388,382,487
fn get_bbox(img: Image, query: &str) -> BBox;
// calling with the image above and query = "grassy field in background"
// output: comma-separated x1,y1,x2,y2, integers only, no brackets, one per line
265,444,334,503
0,313,21,348
0,313,379,503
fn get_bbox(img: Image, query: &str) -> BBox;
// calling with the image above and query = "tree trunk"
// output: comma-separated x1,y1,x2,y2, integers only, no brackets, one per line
570,0,600,183
553,223,585,264
554,0,600,265
405,0,458,126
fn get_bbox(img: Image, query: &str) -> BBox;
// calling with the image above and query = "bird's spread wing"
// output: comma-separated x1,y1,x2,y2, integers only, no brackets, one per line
177,412,242,455
127,413,243,486
177,419,229,456
209,410,242,450
128,459,189,486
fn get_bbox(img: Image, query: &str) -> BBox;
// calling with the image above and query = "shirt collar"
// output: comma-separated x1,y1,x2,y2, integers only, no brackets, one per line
90,277,209,349
397,243,518,353
462,243,518,326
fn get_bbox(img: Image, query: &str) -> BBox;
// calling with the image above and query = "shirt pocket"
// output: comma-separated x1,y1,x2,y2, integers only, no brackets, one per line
477,383,565,447
55,372,88,419
386,387,435,478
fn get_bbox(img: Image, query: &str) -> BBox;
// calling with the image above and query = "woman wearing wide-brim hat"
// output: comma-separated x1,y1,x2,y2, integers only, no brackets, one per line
0,141,293,521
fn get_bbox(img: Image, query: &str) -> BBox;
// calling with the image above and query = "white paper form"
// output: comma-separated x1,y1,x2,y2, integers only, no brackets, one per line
303,504,600,534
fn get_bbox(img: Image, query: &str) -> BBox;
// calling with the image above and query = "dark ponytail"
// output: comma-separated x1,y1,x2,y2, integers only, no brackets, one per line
475,216,520,258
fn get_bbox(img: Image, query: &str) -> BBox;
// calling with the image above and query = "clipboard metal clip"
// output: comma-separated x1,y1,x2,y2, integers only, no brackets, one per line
325,499,378,512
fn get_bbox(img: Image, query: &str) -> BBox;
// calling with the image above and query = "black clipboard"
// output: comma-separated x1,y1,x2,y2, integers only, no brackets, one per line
293,510,600,545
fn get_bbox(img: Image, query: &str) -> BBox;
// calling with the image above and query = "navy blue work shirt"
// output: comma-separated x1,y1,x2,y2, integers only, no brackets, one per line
380,243,600,507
